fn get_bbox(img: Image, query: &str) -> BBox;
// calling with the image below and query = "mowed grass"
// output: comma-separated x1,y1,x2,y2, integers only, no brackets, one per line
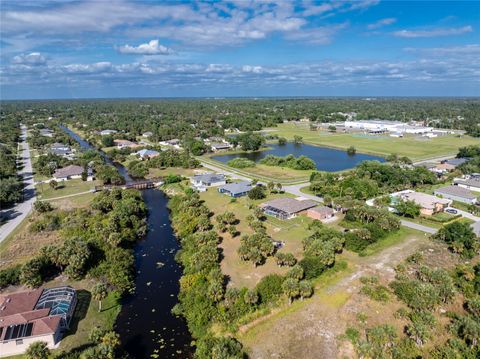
237,164,312,181
36,179,99,200
199,188,317,288
147,166,199,179
267,123,480,160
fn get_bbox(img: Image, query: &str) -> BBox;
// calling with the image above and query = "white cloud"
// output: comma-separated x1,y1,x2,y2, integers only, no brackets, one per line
12,52,47,65
367,17,396,30
116,39,173,55
404,44,480,57
285,23,348,44
393,25,473,38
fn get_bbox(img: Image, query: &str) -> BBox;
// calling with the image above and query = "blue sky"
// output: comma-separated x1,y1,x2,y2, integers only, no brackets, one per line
1,0,479,99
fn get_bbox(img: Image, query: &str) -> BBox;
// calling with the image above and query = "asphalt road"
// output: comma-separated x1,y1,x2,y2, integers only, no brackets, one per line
0,125,36,243
399,219,438,234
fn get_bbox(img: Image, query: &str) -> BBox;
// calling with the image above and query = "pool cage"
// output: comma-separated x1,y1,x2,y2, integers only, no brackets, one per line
34,286,77,329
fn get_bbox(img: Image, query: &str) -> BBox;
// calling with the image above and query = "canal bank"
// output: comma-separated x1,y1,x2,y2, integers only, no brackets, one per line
61,125,193,358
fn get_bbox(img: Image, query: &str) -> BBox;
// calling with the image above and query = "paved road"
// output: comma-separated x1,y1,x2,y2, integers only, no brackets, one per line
446,206,480,222
413,154,456,165
0,125,36,243
400,219,438,234
199,160,321,202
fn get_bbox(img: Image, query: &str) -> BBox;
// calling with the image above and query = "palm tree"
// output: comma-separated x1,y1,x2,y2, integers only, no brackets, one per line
25,341,50,359
267,181,275,193
92,283,108,312
299,281,313,300
276,182,282,192
282,278,300,305
244,289,259,305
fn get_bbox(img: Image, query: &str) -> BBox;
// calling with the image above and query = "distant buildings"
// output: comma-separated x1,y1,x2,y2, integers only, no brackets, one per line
159,139,181,149
260,197,317,220
50,143,74,159
218,181,252,197
434,185,477,205
344,120,433,135
39,129,54,138
142,131,153,138
114,139,140,149
306,205,336,222
454,177,480,193
99,129,117,136
210,142,232,152
0,286,77,357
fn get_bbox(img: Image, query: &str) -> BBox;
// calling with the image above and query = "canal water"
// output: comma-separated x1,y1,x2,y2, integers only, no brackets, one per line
61,125,193,358
213,142,384,171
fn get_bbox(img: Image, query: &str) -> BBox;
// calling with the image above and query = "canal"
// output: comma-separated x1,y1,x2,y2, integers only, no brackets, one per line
212,142,385,172
61,125,193,358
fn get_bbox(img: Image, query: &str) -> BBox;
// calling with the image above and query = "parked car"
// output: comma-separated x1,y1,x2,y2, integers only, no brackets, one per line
446,208,458,214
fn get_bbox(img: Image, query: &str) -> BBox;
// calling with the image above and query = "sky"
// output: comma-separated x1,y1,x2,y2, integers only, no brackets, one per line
0,0,479,99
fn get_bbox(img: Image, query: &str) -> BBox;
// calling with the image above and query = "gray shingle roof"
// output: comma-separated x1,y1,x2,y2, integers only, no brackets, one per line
53,165,88,178
262,197,317,214
454,178,480,188
193,173,225,184
219,181,251,194
434,185,477,200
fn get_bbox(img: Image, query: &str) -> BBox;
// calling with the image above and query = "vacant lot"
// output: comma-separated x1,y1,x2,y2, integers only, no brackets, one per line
268,123,479,160
200,189,318,288
36,179,99,200
239,230,447,359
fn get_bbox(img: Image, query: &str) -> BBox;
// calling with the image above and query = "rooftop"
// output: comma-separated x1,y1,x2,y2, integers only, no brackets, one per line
454,178,480,188
434,185,477,200
261,197,318,214
399,191,451,209
193,173,225,183
53,165,87,178
308,205,335,215
219,181,251,194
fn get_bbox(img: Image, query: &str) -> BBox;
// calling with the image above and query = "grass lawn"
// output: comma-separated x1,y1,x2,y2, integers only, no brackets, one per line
36,179,100,200
237,164,312,181
357,227,425,257
267,122,480,160
199,189,314,288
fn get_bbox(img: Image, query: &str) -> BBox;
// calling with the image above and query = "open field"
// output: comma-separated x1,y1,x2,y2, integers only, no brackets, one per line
35,179,99,200
239,230,454,359
267,123,480,160
199,188,316,288
147,166,199,179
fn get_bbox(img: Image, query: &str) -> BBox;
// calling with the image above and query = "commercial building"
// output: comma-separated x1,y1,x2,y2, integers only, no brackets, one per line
306,206,335,222
344,120,433,135
434,185,477,205
260,197,318,220
397,191,452,216
0,286,77,357
218,182,252,197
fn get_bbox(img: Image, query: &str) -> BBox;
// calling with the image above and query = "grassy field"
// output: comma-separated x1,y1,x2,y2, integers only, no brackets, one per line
199,188,317,288
36,179,99,200
267,123,480,160
147,166,199,179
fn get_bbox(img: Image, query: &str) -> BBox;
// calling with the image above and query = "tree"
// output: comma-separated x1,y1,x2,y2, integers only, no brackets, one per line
49,180,58,190
293,135,303,144
25,341,50,359
248,186,265,200
34,201,53,213
282,277,300,304
395,199,421,218
276,182,283,192
278,137,287,145
287,265,304,280
244,289,259,305
267,181,275,193
92,282,108,312
434,221,477,258
101,135,114,147
299,280,313,300
347,146,356,155
328,125,336,132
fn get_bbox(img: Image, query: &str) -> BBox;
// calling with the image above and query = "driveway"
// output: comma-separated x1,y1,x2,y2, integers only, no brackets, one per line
399,219,438,234
0,125,36,243
446,206,480,222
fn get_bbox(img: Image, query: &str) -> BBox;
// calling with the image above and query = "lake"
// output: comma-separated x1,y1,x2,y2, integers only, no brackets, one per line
212,142,385,172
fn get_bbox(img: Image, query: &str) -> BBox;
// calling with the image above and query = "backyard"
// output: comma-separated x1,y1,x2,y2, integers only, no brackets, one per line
35,179,99,200
266,122,480,161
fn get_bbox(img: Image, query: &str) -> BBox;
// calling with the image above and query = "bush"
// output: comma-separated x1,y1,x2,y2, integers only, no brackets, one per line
247,186,265,200
164,174,183,184
33,201,53,213
299,256,326,280
255,274,284,304
227,158,256,169
0,265,21,289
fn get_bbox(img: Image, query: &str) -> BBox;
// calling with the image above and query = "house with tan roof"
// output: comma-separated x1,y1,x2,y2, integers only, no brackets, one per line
398,191,452,216
0,286,77,357
260,197,318,220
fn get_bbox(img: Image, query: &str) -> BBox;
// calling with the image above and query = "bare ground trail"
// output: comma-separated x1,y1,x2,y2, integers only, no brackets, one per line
240,233,434,359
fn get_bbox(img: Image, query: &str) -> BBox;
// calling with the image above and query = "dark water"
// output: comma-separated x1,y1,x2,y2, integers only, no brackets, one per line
61,125,193,358
213,142,385,171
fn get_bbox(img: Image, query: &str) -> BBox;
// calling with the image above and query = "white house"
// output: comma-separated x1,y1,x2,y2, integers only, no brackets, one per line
191,173,226,188
100,129,117,136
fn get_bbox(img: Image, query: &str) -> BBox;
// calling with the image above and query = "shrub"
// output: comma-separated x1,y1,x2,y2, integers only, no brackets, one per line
227,158,256,169
33,201,54,213
299,256,326,279
256,274,284,304
0,265,21,289
247,186,265,200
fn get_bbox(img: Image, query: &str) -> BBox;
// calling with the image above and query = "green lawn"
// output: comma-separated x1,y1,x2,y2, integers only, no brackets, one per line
267,123,480,160
358,227,424,257
36,179,99,200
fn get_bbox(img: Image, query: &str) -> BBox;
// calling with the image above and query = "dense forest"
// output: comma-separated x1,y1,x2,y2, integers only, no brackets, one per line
0,117,22,208
1,98,479,141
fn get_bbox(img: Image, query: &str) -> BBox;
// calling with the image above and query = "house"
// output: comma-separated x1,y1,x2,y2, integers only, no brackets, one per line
142,131,153,138
159,139,181,149
135,149,160,160
434,185,477,205
53,165,93,181
398,191,452,216
50,143,73,158
114,139,139,149
39,129,54,138
100,129,117,136
431,163,456,174
191,173,226,188
443,158,468,167
260,197,318,220
210,143,231,152
390,132,403,138
307,205,335,222
218,181,252,197
454,177,480,193
0,286,77,357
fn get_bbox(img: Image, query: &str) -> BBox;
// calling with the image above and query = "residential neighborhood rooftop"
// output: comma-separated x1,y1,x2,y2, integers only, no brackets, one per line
434,185,477,200
261,197,318,215
399,191,451,210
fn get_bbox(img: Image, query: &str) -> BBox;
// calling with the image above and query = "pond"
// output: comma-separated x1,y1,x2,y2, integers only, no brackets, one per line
212,142,385,172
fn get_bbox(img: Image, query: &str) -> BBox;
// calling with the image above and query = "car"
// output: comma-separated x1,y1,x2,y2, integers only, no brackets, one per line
446,208,458,214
